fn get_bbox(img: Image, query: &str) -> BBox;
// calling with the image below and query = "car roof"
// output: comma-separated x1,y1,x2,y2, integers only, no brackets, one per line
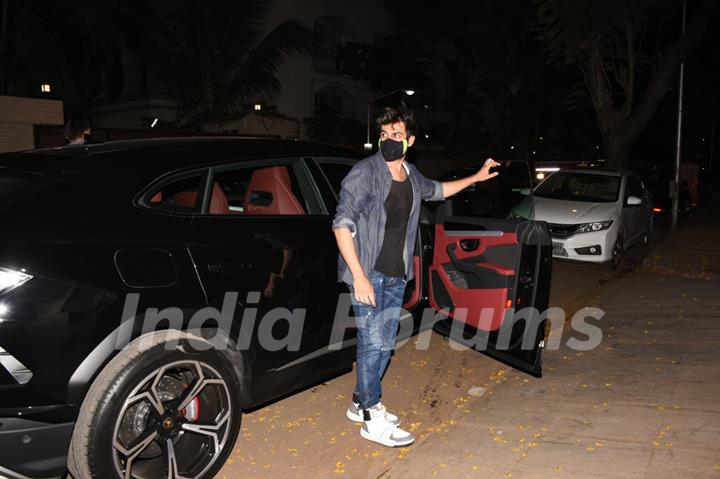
28,136,358,158
0,137,361,172
555,168,626,177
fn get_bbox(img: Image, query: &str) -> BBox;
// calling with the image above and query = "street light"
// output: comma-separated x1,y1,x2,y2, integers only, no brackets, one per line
364,89,415,150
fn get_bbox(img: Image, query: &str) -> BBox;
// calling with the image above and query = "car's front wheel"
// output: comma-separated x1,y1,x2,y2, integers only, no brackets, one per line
607,236,624,270
642,219,653,248
68,330,242,479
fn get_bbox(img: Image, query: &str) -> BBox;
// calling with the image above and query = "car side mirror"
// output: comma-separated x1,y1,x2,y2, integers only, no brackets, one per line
626,195,642,206
513,187,531,196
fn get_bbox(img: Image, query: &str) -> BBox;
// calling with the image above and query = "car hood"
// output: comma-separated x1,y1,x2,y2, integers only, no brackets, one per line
514,196,618,224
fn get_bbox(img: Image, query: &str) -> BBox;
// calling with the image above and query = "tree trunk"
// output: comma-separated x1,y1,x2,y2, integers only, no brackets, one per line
605,135,630,170
583,0,715,172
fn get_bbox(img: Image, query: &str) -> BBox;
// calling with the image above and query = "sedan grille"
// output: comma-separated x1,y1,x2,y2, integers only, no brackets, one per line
547,223,579,239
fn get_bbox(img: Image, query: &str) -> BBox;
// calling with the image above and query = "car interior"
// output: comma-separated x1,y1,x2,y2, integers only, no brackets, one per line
149,165,306,215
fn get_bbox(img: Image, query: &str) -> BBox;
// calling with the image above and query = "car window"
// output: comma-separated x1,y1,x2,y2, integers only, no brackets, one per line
502,161,533,190
145,173,204,213
318,162,353,196
534,172,620,203
626,175,644,199
207,161,318,216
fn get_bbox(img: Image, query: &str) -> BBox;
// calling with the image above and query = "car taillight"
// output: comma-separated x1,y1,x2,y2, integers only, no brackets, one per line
0,268,33,295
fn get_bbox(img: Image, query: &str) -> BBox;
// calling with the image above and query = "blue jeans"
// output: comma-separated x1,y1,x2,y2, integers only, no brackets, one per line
349,271,406,410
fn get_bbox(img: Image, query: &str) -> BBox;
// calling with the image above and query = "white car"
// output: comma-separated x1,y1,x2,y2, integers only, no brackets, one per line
511,169,654,269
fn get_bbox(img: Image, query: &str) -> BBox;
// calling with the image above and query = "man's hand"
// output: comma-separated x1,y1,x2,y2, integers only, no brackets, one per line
353,274,376,307
441,157,501,198
474,158,501,182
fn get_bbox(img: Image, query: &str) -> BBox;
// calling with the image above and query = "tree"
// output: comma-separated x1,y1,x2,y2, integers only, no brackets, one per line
536,0,717,169
0,0,310,128
140,0,311,130
0,0,161,116
351,0,585,157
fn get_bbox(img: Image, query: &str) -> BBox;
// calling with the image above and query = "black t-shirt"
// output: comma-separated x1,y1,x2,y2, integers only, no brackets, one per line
374,178,413,277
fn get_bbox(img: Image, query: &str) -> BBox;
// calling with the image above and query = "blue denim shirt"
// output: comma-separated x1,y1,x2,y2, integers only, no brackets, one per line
332,151,445,284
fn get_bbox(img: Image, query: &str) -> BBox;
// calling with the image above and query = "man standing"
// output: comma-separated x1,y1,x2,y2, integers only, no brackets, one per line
64,119,91,145
332,105,499,447
64,119,101,145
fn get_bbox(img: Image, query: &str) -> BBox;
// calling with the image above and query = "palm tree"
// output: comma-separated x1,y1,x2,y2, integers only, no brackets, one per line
141,0,311,130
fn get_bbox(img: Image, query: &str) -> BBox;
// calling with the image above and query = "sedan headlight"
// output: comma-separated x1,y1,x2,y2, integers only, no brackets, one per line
0,268,33,295
575,221,613,234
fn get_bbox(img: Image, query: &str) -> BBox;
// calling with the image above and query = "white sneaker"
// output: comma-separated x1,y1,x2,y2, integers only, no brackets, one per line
359,404,415,447
346,401,400,426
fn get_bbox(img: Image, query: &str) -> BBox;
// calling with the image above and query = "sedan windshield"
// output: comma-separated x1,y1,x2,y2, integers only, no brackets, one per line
534,172,620,203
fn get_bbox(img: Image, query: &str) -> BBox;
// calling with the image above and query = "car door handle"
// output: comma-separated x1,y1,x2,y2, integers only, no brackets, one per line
459,239,480,252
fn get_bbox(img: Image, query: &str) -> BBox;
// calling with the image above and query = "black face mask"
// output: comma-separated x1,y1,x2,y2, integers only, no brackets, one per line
379,138,408,162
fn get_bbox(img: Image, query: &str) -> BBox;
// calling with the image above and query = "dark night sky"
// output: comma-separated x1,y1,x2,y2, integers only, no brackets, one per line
634,9,720,171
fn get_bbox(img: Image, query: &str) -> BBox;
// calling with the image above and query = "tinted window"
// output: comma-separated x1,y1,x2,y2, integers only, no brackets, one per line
626,175,644,198
208,163,310,215
318,162,353,195
502,161,533,190
534,172,620,203
439,162,532,218
146,174,204,213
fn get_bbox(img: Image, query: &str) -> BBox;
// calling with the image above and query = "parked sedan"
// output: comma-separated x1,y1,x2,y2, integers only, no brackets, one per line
0,138,551,479
511,169,654,269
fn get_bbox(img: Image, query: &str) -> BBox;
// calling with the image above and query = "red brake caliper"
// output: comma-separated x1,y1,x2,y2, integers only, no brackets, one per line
180,384,200,422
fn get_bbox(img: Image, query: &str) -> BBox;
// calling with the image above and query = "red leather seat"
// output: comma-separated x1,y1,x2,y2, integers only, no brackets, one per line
173,191,198,208
244,166,305,215
208,182,230,214
169,182,229,214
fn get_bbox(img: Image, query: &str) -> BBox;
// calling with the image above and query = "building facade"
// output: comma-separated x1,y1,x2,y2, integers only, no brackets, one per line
92,1,393,140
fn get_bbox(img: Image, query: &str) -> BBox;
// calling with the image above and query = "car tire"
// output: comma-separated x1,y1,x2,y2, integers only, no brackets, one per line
67,330,242,479
607,236,624,270
642,219,653,249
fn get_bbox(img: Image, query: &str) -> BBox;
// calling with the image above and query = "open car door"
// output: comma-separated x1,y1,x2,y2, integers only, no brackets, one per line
430,216,552,377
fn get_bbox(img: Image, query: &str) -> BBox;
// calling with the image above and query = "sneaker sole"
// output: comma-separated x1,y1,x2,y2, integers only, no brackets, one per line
360,428,414,447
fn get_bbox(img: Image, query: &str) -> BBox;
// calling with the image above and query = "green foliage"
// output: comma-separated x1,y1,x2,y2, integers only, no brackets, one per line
535,0,669,110
534,0,710,168
0,0,311,128
141,0,311,130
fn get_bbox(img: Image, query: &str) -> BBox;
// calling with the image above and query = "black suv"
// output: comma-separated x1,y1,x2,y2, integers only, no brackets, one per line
0,138,551,479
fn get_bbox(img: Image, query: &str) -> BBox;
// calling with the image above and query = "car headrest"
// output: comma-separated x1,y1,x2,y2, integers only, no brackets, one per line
244,166,305,215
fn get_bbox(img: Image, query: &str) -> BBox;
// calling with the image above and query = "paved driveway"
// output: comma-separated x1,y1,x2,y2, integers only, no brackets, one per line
220,209,719,479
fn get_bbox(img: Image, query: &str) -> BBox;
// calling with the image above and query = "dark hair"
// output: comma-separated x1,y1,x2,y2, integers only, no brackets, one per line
64,119,90,140
375,104,417,137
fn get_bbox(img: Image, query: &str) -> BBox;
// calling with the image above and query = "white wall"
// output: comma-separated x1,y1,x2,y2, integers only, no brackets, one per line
261,0,393,132
0,96,63,152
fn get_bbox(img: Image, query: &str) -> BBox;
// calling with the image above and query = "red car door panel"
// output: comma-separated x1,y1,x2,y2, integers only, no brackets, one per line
429,216,552,377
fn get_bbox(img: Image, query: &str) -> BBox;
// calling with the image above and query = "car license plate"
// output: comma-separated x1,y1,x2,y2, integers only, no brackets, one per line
552,242,567,257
